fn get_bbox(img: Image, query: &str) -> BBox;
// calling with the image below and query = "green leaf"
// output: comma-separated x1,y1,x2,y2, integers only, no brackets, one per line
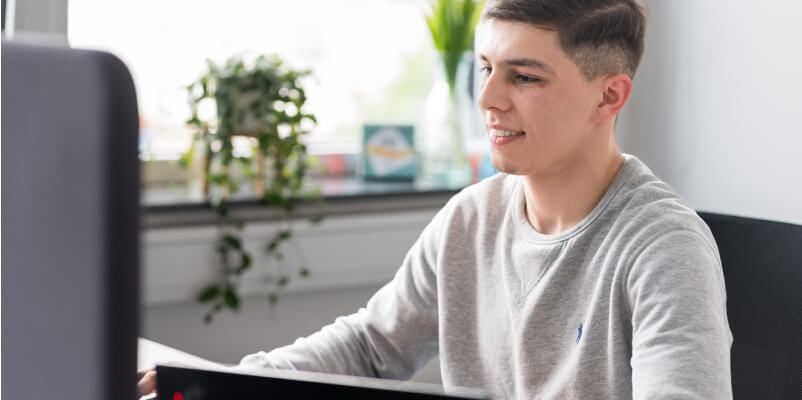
268,293,278,305
210,173,229,185
222,234,241,250
177,146,194,168
299,267,310,278
204,313,214,324
215,199,229,217
224,287,240,310
236,252,252,274
277,230,292,240
278,275,290,287
262,191,285,207
198,285,220,303
424,0,484,90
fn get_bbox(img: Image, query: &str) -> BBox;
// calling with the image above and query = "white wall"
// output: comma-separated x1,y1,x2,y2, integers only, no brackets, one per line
142,209,444,383
618,0,802,224
144,284,383,365
143,284,443,383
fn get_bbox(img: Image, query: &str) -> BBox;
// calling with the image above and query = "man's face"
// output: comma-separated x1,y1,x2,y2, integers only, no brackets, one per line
476,18,605,178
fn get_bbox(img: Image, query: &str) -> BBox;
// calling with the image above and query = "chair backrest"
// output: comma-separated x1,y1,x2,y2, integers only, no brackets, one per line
1,41,140,400
698,212,802,399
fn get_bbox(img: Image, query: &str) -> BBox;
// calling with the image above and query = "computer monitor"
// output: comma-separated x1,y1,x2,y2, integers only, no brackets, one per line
1,41,140,400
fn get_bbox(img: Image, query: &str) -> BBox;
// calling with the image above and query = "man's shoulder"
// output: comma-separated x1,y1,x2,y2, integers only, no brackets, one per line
606,157,716,256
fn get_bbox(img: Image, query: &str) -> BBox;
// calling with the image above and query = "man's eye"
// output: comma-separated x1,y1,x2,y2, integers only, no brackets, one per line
479,65,492,75
516,74,541,83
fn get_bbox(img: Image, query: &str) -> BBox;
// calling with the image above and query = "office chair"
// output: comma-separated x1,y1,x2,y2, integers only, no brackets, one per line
698,212,802,399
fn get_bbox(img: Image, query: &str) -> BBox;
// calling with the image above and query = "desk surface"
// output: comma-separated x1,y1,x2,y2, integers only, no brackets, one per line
138,337,231,372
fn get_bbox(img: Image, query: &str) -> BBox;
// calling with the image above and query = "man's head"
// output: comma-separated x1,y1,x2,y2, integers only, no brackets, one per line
482,0,646,80
476,0,646,178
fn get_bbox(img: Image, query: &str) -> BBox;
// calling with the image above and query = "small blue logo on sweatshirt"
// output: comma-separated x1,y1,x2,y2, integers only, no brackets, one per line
576,324,583,344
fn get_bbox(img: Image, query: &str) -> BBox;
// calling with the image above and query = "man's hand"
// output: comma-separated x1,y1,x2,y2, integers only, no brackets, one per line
137,368,157,398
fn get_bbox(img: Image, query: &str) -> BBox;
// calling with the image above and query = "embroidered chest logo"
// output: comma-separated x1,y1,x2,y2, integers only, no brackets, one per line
576,323,583,344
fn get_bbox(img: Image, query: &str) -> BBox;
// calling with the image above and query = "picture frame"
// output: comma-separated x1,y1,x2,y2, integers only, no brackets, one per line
362,124,417,181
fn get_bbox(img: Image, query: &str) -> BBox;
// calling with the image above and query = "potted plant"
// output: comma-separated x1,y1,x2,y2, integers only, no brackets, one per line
182,54,323,323
422,0,484,186
425,0,484,95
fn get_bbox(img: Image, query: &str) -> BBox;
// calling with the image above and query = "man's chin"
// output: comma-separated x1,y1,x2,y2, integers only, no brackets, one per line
490,156,522,175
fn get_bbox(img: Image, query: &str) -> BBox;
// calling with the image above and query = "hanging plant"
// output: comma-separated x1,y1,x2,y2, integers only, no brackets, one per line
182,54,324,323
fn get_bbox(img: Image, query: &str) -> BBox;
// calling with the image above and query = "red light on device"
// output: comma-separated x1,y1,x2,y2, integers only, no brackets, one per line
173,392,183,400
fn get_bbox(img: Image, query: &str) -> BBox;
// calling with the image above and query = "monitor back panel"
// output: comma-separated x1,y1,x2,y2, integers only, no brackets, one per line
1,41,140,400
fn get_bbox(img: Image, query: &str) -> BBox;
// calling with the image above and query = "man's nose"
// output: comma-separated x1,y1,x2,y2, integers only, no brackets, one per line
477,72,511,113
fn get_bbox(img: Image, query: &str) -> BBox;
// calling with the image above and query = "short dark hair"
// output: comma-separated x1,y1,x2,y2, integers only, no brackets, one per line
482,0,646,79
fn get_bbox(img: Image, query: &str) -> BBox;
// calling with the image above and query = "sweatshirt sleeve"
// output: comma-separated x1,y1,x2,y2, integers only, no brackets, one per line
626,229,733,399
238,201,450,379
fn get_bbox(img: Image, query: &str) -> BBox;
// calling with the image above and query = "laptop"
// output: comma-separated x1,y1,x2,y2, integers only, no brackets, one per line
156,364,490,400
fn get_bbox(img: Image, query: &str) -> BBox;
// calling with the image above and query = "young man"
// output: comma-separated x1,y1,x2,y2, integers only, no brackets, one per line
141,0,732,398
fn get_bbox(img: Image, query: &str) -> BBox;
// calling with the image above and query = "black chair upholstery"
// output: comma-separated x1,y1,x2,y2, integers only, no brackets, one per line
698,212,802,399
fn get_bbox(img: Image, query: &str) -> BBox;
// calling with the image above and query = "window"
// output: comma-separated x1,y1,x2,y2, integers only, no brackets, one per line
68,0,439,160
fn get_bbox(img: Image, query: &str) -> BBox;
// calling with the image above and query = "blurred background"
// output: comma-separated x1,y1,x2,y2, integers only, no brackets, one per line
4,0,801,384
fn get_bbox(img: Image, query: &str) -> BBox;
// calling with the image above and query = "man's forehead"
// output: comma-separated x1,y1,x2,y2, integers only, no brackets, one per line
477,19,561,73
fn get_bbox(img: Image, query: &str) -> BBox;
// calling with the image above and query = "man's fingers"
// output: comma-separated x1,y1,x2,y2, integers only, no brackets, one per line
137,369,157,396
137,368,152,381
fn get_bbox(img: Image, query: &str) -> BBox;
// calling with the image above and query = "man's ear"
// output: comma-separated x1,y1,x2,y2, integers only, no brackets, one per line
593,74,632,123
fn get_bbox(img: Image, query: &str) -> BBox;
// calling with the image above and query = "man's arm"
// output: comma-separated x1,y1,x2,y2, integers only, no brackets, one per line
239,203,451,379
627,230,733,399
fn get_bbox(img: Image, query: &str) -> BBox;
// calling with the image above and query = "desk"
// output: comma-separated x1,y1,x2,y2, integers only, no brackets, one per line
138,337,231,372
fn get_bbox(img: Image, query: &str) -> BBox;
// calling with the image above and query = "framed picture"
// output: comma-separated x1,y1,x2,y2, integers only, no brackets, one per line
362,124,416,181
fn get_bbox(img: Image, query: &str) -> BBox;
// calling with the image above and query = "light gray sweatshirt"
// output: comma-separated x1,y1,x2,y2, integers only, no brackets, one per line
241,155,733,399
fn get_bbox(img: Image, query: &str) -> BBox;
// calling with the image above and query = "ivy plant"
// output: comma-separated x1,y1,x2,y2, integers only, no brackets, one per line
182,55,324,323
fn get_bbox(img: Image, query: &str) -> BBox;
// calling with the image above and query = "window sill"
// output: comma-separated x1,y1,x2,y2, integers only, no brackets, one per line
143,175,462,229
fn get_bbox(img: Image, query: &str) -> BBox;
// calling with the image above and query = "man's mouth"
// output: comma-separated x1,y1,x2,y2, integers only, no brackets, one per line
489,129,525,137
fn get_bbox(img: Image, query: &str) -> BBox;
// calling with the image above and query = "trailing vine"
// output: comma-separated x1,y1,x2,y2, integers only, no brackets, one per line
182,55,323,323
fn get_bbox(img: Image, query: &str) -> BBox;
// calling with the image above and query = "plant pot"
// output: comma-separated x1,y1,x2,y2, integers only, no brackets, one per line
421,51,474,188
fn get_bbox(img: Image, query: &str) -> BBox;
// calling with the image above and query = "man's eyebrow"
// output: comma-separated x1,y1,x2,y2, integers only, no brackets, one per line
480,54,556,74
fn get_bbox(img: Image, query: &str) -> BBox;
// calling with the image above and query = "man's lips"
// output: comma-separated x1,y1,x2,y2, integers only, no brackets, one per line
488,128,525,145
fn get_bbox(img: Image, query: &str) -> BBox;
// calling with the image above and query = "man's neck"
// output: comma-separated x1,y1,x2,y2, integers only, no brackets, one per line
522,146,624,235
